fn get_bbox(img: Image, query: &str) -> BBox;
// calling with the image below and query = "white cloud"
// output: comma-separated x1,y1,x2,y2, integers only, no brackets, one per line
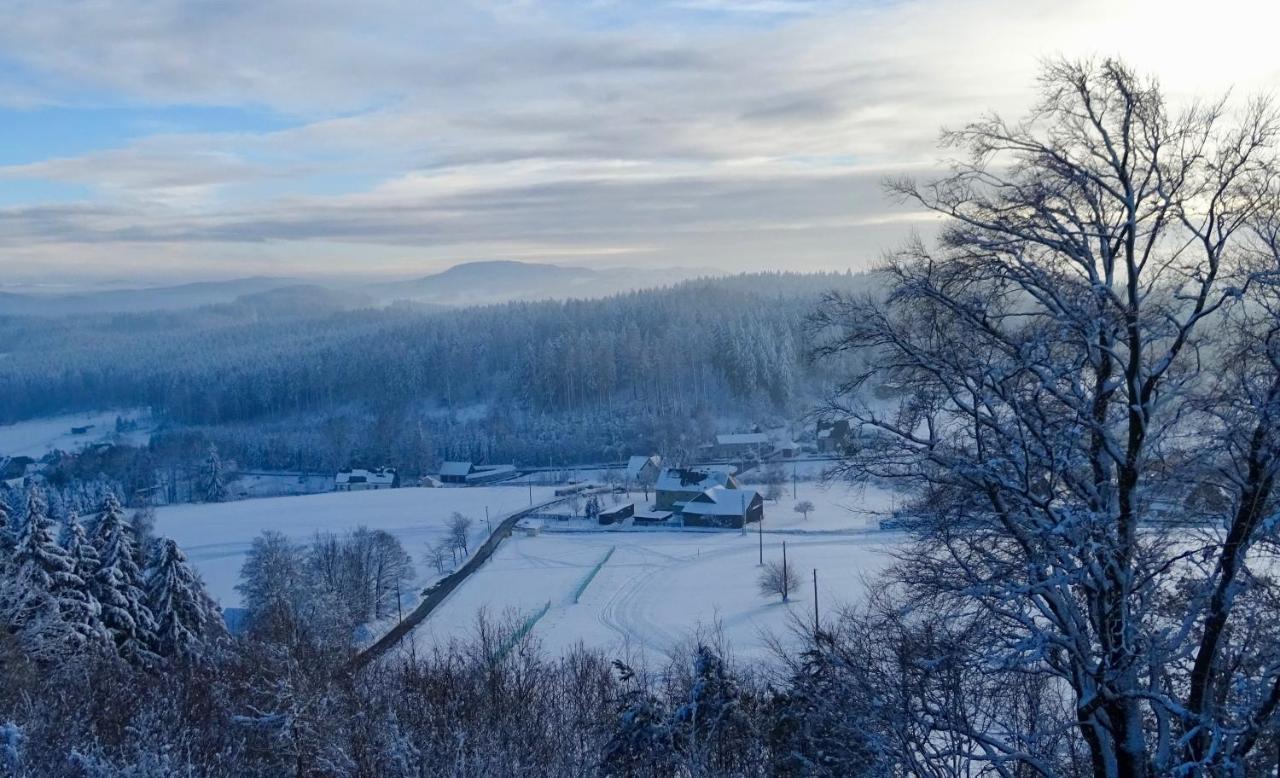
1,0,1277,281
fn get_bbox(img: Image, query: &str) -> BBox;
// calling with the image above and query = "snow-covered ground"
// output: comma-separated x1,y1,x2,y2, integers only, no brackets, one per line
155,485,557,607
0,409,151,458
409,480,904,662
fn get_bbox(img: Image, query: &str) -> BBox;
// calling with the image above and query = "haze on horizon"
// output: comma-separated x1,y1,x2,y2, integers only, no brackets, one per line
1,0,1277,288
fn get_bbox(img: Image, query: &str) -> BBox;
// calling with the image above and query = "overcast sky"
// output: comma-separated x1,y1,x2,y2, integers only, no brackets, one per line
1,0,1277,287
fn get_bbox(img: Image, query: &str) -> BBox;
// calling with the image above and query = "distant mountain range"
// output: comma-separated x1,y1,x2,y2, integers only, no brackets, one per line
367,260,719,307
0,261,720,317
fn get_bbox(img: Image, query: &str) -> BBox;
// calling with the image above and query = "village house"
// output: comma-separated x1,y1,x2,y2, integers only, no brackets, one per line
714,432,773,459
654,467,741,511
680,486,764,529
625,454,662,486
816,419,853,453
334,467,399,491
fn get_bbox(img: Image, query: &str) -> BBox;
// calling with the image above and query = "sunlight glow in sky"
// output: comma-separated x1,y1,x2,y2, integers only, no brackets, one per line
0,0,1277,285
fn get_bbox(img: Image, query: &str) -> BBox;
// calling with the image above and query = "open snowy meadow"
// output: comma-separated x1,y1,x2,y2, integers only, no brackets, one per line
155,485,558,606
158,477,903,659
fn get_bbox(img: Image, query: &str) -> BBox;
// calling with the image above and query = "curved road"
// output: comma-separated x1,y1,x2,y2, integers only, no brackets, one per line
350,495,571,670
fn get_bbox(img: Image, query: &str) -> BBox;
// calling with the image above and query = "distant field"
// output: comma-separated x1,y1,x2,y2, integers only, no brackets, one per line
409,480,901,663
155,485,558,606
0,409,150,458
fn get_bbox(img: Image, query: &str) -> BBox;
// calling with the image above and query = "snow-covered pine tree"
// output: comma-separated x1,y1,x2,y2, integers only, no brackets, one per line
672,645,753,772
0,492,14,557
201,445,227,503
6,489,105,660
601,660,676,776
90,495,159,664
57,512,112,652
147,538,226,659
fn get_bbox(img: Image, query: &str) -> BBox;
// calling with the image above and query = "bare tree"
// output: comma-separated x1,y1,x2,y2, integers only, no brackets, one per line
793,500,814,520
448,512,473,557
812,58,1280,776
425,542,450,576
368,530,413,619
758,560,798,603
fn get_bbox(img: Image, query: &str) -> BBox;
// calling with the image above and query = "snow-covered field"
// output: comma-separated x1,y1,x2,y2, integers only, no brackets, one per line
155,485,557,607
409,481,903,662
0,409,151,458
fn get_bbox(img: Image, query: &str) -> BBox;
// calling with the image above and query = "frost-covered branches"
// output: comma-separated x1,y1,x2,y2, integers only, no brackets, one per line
813,58,1280,776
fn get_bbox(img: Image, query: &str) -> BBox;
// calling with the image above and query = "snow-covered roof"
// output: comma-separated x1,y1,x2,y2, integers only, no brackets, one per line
655,467,735,493
681,486,761,517
599,502,635,517
633,508,674,521
626,455,660,478
716,432,770,446
440,461,475,476
336,467,397,486
465,464,517,483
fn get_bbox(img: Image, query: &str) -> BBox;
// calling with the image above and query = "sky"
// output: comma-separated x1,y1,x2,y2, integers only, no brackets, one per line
0,0,1277,288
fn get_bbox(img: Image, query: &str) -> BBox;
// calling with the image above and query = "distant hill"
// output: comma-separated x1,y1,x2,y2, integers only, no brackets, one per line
365,260,720,306
0,277,300,317
216,285,378,318
0,261,721,317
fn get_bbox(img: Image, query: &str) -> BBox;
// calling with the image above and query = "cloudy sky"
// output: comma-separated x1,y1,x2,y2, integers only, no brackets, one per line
1,0,1277,287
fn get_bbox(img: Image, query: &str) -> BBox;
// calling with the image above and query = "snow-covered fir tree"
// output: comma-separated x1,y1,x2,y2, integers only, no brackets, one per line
0,492,14,558
602,660,676,776
201,445,227,503
147,538,226,659
90,495,159,664
57,512,112,651
5,489,105,660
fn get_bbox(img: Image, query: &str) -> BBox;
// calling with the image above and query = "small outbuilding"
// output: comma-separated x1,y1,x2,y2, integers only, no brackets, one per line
598,502,635,525
633,508,675,527
439,461,476,484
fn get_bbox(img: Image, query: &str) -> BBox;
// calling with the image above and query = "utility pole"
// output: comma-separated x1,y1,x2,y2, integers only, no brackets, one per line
813,568,819,636
782,541,789,602
485,505,491,533
528,479,533,506
792,464,797,499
